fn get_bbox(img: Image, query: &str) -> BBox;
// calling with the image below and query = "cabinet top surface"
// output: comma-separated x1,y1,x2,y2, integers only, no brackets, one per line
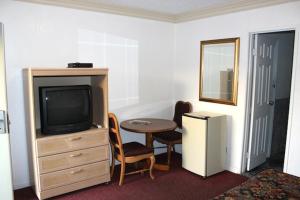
25,68,108,76
184,111,225,119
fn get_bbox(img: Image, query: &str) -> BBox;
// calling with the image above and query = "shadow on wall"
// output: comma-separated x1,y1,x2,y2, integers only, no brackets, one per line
114,100,174,120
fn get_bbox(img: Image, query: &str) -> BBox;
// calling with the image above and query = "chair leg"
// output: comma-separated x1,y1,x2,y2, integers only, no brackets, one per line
149,155,155,180
119,160,126,186
167,144,172,167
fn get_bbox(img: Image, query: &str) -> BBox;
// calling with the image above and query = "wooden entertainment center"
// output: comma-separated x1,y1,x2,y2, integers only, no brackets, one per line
24,68,110,199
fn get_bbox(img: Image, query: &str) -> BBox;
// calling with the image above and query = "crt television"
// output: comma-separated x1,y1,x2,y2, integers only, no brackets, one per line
39,85,93,135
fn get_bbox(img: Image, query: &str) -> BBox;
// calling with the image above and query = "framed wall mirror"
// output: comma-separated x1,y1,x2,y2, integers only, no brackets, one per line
199,38,240,105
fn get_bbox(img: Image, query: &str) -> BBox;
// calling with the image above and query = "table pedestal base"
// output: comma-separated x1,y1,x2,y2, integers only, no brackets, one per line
146,133,170,171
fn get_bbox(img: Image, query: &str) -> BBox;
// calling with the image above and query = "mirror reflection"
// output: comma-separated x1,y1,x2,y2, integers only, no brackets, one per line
200,38,239,105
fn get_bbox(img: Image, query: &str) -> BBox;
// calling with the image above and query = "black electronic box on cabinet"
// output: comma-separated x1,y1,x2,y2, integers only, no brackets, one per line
68,62,93,68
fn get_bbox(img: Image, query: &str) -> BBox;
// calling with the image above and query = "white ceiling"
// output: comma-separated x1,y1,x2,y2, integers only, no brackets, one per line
17,0,296,22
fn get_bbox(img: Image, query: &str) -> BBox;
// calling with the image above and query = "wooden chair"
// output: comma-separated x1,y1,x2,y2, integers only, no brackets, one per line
108,113,155,186
153,101,192,169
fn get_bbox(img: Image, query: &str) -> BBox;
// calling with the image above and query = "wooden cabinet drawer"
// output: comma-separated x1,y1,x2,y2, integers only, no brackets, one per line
37,128,108,156
40,161,109,191
38,146,109,174
40,175,110,200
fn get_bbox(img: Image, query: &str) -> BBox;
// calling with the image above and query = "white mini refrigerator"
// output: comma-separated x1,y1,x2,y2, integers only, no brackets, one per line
182,112,226,177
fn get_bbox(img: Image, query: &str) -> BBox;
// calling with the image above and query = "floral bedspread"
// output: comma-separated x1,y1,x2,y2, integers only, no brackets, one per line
214,169,300,199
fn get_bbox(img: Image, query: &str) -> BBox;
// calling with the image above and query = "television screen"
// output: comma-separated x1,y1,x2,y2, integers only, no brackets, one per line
39,85,93,135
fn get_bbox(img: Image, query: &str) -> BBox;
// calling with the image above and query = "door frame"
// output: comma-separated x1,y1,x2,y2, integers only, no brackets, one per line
0,22,14,199
241,26,298,173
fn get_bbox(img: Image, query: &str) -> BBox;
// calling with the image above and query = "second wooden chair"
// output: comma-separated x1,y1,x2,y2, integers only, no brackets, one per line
153,101,192,170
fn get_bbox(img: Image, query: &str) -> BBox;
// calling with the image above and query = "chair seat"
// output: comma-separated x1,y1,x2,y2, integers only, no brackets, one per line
122,142,153,157
153,131,182,144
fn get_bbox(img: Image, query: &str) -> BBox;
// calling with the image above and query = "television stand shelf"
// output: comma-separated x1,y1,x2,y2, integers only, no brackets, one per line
24,68,110,200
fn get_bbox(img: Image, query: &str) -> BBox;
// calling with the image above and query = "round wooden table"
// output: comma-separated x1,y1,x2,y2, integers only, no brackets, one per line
120,118,177,171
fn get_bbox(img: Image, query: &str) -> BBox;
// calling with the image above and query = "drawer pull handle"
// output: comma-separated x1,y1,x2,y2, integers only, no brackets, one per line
70,153,82,158
70,169,83,174
69,136,82,141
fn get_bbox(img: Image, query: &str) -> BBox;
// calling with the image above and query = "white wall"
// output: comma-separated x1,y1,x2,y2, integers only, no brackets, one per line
0,0,175,189
174,2,300,174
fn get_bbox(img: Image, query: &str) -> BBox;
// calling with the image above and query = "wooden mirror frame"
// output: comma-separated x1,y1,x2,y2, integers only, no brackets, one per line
199,37,240,105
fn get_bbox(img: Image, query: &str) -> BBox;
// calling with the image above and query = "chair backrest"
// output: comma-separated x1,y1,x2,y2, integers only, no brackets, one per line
173,101,192,129
108,113,124,157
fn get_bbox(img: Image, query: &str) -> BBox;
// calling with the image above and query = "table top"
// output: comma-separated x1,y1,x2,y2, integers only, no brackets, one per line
120,118,177,133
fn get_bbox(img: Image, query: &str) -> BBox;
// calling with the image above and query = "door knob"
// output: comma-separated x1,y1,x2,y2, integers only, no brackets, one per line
268,100,274,106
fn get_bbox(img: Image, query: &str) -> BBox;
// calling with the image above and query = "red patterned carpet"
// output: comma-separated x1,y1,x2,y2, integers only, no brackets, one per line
15,153,247,200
